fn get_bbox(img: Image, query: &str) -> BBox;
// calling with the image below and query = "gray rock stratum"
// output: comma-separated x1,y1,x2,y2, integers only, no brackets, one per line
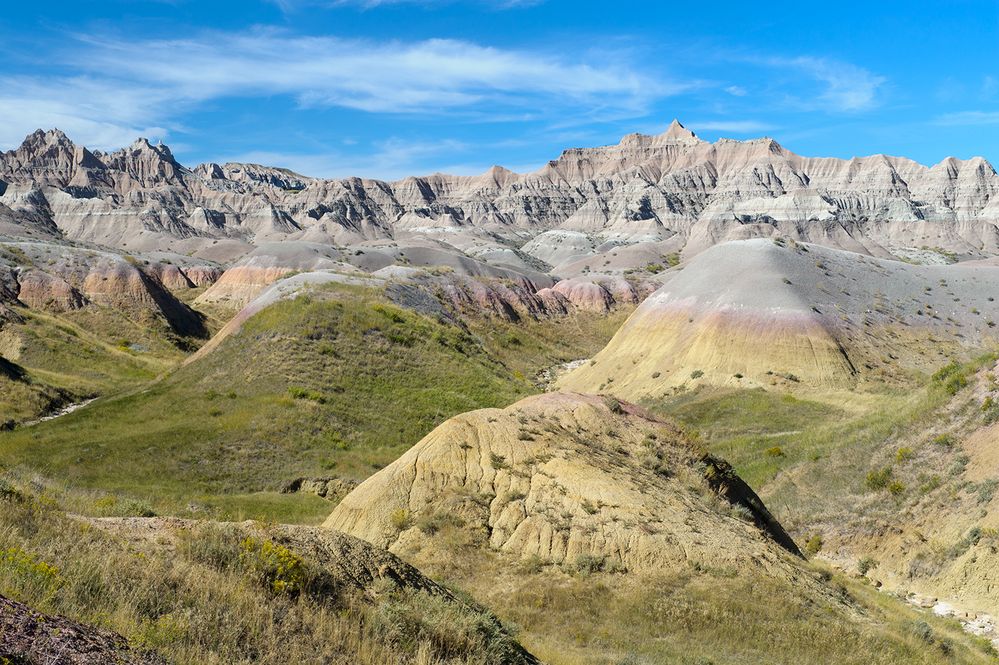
2,121,997,270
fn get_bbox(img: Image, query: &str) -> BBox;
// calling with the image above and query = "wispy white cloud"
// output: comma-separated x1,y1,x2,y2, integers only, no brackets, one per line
753,56,885,112
936,110,999,126
73,31,672,115
0,76,170,150
690,120,774,134
0,28,680,152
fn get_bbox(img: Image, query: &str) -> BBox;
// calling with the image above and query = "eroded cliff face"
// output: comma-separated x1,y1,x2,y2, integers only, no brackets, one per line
2,122,996,263
324,392,806,577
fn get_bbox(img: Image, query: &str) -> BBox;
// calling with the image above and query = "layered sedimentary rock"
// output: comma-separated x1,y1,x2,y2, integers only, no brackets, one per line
2,122,996,268
559,239,999,397
325,392,804,575
0,243,208,337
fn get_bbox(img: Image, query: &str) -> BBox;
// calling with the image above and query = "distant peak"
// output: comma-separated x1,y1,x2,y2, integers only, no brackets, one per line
665,119,693,137
20,128,72,148
654,119,702,145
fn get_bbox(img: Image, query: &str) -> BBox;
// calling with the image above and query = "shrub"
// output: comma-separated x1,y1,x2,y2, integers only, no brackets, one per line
390,508,412,531
239,538,307,595
932,361,968,395
92,494,156,518
0,547,62,598
416,512,464,535
857,557,877,575
287,386,326,403
489,453,508,469
887,481,906,496
865,467,893,491
932,434,954,447
976,479,999,505
0,479,22,503
983,397,999,424
803,534,823,557
603,396,624,414
574,554,605,574
909,620,934,644
895,447,914,462
764,446,785,458
690,370,704,379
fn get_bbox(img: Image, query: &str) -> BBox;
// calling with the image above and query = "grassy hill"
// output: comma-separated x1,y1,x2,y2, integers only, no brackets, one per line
0,282,625,523
0,305,187,423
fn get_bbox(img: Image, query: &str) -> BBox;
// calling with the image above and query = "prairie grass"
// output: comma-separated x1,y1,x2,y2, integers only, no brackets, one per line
0,475,529,665
417,544,997,665
493,568,995,665
648,351,999,530
0,284,624,523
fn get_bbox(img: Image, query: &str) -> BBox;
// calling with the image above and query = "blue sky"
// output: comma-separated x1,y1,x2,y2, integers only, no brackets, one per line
1,0,997,179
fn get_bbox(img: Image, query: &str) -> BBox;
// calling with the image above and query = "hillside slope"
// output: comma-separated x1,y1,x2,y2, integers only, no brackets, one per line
560,239,999,398
0,279,626,522
324,392,997,665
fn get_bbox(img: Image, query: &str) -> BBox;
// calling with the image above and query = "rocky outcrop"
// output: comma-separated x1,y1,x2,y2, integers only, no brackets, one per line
325,392,803,575
0,593,163,665
16,269,84,311
2,121,997,264
0,243,207,338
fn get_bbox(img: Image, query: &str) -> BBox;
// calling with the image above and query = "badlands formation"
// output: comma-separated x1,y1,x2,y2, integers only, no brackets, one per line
560,238,999,397
324,392,803,573
5,121,999,664
1,120,998,320
1,121,997,264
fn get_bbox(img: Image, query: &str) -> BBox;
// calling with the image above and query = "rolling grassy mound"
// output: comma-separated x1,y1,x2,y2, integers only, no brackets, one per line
0,305,186,423
0,282,624,522
324,392,998,665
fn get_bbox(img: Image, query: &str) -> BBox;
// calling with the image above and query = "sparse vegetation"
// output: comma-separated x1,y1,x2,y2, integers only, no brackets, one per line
0,478,529,665
0,284,627,523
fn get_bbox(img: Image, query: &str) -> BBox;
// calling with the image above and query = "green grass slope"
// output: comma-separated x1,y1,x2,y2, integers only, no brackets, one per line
0,306,186,422
0,283,624,523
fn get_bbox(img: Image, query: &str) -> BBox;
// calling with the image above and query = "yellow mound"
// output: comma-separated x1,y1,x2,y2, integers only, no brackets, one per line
324,392,803,576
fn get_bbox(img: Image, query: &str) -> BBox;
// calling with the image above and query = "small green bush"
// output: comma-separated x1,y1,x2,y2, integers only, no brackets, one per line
239,537,307,596
865,467,893,491
416,511,464,535
574,554,606,574
603,396,624,414
390,509,412,531
932,434,954,447
287,386,326,403
857,557,877,575
803,535,823,557
690,370,704,379
895,447,914,462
